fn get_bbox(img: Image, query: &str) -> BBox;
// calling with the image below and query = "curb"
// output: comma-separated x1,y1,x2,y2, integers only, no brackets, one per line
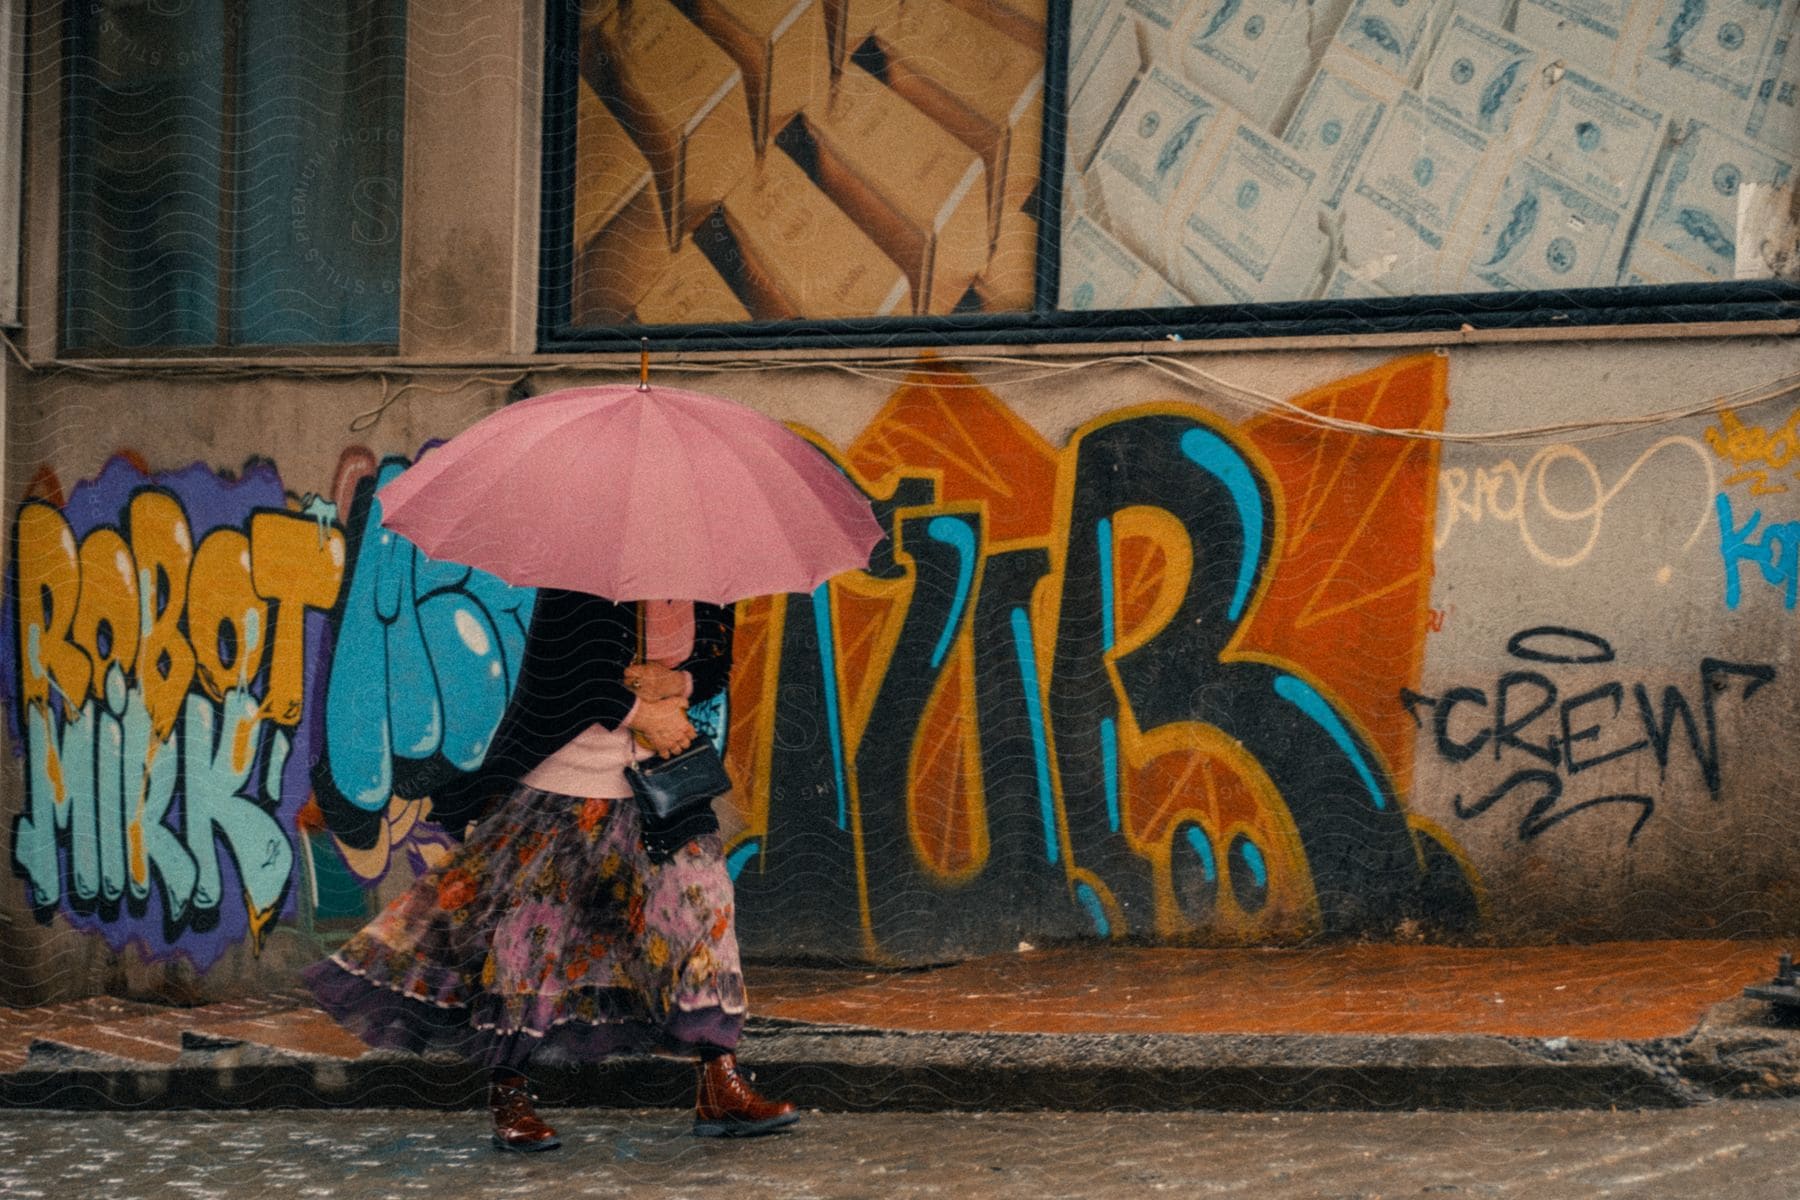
9,1002,1800,1113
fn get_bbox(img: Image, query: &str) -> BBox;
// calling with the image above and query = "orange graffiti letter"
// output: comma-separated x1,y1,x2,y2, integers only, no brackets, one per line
129,491,196,741
16,502,92,709
189,528,269,704
74,528,141,700
249,511,344,726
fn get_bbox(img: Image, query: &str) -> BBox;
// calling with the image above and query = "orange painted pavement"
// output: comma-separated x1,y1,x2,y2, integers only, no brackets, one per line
0,942,1789,1072
751,940,1792,1041
195,1010,370,1060
0,992,330,1070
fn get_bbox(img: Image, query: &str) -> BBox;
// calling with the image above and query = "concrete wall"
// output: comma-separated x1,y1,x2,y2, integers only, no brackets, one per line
3,0,1796,1001
3,333,1798,1000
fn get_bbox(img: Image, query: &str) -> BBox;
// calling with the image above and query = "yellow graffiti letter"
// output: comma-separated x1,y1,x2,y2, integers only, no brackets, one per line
130,491,196,741
74,528,141,693
16,502,92,709
189,528,269,705
250,512,345,726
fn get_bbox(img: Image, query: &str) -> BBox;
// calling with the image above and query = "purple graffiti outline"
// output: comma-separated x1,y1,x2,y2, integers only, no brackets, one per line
4,455,324,968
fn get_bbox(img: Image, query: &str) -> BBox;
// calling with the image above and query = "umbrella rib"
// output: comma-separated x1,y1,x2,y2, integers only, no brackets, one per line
685,407,815,598
615,392,657,601
382,390,590,509
416,404,599,563
751,423,877,571
666,398,757,603
374,384,879,600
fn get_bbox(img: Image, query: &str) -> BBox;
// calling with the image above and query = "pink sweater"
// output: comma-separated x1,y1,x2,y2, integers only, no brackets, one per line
520,600,695,798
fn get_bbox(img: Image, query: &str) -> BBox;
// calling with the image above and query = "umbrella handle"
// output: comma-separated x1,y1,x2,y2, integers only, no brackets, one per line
638,338,651,393
630,600,651,747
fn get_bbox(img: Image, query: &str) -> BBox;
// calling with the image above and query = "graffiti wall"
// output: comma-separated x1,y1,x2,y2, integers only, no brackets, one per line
1409,373,1794,938
6,458,337,967
4,349,1797,976
725,355,1479,959
1,449,528,968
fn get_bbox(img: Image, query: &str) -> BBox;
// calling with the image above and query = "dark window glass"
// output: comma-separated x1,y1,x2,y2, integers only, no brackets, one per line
63,0,405,352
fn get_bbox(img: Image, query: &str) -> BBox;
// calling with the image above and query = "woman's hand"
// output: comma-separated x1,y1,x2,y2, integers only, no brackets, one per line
626,696,697,757
623,662,688,702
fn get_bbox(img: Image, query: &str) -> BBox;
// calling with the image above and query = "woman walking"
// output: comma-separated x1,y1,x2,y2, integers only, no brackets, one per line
303,588,796,1152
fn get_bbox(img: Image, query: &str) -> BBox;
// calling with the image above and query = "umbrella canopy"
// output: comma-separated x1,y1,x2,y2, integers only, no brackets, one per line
375,383,883,603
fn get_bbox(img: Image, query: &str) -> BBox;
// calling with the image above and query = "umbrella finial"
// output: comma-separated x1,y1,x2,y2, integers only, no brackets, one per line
638,338,651,392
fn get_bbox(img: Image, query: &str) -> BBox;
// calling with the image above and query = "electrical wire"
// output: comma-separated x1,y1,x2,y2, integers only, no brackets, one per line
4,326,1796,447
347,372,531,432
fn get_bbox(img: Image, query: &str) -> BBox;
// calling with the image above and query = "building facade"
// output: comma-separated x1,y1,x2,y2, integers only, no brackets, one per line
2,0,1798,1002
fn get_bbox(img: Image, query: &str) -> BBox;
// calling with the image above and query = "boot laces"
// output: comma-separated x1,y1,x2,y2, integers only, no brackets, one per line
492,1082,543,1112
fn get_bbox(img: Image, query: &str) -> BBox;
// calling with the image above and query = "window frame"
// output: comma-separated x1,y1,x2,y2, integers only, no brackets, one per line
537,0,1800,355
56,0,407,358
1,0,22,329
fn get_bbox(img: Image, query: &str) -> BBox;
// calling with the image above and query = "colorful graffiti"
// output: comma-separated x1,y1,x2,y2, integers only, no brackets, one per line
1717,492,1800,611
5,355,1491,967
724,355,1480,960
1405,627,1775,847
1435,437,1717,571
6,457,341,966
1707,407,1800,496
1,446,531,966
1711,406,1800,613
309,451,535,876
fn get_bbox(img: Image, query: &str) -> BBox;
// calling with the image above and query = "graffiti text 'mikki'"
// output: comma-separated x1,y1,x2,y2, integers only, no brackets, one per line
12,479,343,962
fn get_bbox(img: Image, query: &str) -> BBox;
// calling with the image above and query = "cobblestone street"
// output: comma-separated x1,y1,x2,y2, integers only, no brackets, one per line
4,1101,1799,1199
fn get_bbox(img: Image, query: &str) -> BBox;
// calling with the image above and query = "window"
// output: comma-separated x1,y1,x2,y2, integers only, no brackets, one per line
1059,0,1799,319
540,0,1797,351
1,0,22,327
539,0,1055,345
62,0,406,353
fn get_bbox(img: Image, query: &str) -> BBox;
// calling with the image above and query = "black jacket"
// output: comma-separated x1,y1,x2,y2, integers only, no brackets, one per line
430,588,735,836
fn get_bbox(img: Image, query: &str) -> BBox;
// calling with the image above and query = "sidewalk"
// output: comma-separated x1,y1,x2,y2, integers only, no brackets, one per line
5,940,1799,1112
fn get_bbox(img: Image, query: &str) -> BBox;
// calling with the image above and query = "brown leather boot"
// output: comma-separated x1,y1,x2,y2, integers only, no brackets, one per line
489,1076,561,1152
692,1052,799,1137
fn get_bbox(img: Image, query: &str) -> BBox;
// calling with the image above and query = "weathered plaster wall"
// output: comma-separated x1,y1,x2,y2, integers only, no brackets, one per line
2,334,1797,999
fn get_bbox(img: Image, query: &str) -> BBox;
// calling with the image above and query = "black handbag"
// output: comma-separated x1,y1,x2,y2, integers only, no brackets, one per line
625,738,733,823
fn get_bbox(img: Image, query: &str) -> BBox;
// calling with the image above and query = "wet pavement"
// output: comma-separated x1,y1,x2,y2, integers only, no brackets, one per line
753,940,1790,1040
4,1102,1800,1198
6,941,1800,1113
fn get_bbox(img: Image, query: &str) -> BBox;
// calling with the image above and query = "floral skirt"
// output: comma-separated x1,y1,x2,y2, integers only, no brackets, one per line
303,785,746,1069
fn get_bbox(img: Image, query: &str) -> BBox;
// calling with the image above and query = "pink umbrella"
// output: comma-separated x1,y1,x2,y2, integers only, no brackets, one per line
375,382,883,603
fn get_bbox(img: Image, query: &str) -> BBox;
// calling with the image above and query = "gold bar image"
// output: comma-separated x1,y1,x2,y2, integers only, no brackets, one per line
682,0,830,152
634,237,754,325
820,0,902,77
876,0,1045,243
581,0,756,246
940,0,1045,49
973,205,1038,311
716,150,911,318
572,83,674,324
804,65,989,315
